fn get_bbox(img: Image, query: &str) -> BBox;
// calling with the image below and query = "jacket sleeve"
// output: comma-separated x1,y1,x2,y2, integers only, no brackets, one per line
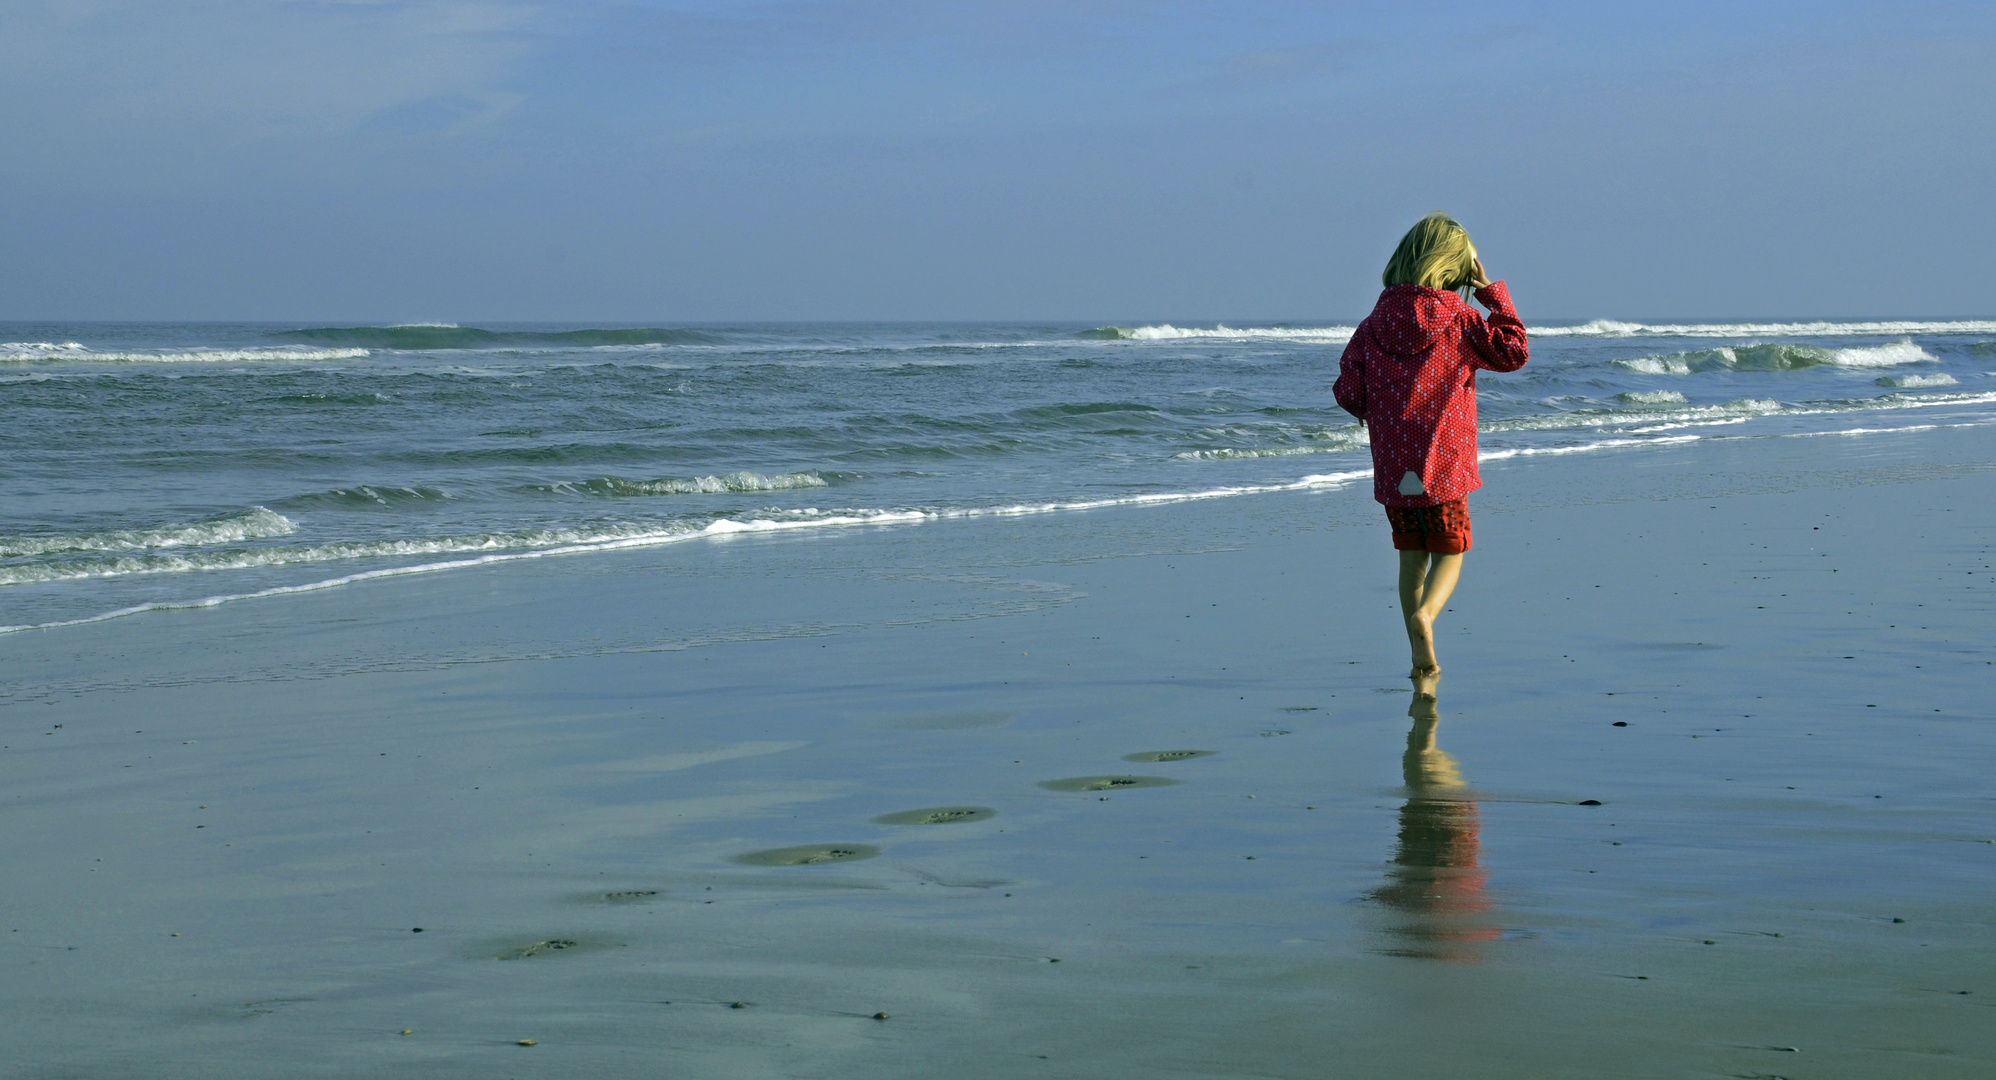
1464,281,1529,372
1332,328,1367,420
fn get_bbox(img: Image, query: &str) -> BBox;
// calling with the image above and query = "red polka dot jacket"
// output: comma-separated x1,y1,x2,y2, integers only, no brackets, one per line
1333,281,1529,508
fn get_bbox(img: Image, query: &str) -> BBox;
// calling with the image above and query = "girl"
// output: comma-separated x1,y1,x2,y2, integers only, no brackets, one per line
1333,213,1528,680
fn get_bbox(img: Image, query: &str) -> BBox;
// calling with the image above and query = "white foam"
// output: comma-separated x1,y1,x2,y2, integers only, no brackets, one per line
1174,444,1354,461
1485,399,1786,435
1540,319,1996,338
547,471,831,497
1617,356,1694,375
6,401,1986,634
1793,424,1940,437
0,475,1378,633
1477,435,1701,462
1115,324,1357,344
0,344,368,363
1615,390,1689,405
1173,429,1368,461
1876,373,1959,388
1614,341,1935,374
0,508,296,558
1829,342,1935,367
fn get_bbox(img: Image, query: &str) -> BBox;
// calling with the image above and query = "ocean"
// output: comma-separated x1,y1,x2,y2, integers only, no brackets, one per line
4,316,1993,632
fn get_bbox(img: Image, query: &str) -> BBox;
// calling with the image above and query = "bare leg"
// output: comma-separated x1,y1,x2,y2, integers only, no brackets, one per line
1400,551,1463,676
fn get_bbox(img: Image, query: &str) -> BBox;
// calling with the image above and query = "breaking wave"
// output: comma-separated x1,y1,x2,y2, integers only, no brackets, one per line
1615,341,1934,374
0,508,297,558
1082,324,1356,344
1614,390,1688,405
532,471,833,497
281,486,453,508
0,475,1375,622
1541,319,1996,338
1173,427,1368,460
1,342,367,363
1875,373,1959,388
272,326,719,350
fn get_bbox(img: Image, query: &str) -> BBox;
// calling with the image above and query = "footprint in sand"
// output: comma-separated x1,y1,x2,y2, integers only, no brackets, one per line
598,890,659,904
872,806,998,825
1037,775,1181,792
494,939,583,960
1121,750,1215,763
735,844,882,866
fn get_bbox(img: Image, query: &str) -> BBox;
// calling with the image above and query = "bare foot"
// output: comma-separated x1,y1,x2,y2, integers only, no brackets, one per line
1406,611,1438,673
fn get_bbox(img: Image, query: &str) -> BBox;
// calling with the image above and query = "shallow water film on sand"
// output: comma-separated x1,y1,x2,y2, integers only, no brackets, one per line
3,320,1993,1078
3,318,1994,627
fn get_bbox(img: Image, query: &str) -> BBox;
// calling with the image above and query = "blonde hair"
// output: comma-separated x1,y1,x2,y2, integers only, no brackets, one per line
1381,212,1477,290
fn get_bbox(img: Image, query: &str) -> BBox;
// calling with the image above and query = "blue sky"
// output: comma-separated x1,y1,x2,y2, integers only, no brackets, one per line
2,1,1991,321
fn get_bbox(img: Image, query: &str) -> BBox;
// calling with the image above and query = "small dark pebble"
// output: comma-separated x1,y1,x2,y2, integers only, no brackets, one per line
872,1012,890,1020
411,928,423,933
1892,917,1905,923
1703,940,1716,945
729,1002,747,1009
1047,958,1060,963
1579,799,1602,806
1612,721,1627,727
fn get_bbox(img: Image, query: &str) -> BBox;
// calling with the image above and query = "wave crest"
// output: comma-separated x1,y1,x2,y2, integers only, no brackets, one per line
283,486,453,508
1615,390,1689,405
272,326,718,350
1,343,367,363
541,471,833,497
1542,319,1996,338
1615,341,1934,374
1876,373,1959,388
1082,324,1356,344
0,507,296,558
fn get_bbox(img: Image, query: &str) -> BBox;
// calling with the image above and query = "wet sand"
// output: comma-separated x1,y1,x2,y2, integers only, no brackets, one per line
3,423,1993,1078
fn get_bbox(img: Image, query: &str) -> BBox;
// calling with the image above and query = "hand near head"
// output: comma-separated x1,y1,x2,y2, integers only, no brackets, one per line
1468,258,1491,291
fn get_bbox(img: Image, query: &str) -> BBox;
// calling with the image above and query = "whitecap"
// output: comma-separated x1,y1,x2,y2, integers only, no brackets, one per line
1478,435,1701,461
0,508,297,559
544,471,831,497
1541,319,1996,337
1615,340,1934,374
1097,324,1357,344
1829,341,1934,367
1876,373,1959,388
0,344,368,363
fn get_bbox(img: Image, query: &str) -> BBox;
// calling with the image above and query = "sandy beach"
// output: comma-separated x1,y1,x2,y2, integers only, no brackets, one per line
5,420,1993,1079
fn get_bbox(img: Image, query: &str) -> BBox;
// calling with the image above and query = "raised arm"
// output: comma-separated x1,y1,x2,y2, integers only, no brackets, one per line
1464,278,1528,372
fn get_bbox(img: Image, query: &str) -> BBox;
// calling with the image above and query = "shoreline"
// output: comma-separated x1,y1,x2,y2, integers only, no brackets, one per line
3,421,1992,1078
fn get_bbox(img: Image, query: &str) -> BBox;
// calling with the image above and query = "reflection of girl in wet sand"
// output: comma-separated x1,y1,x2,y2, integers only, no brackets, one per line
1369,689,1500,960
1334,214,1529,683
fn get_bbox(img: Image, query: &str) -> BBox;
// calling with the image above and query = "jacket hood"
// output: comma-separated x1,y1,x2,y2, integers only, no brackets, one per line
1364,284,1467,356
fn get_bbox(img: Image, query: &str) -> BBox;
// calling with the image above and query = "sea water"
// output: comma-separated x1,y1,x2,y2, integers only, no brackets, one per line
3,318,1993,630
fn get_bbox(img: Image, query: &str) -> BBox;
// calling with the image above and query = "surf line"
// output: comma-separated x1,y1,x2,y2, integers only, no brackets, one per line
0,473,1372,635
0,429,1747,636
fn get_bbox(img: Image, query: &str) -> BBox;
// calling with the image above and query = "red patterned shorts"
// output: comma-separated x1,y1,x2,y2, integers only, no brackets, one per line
1385,498,1471,555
